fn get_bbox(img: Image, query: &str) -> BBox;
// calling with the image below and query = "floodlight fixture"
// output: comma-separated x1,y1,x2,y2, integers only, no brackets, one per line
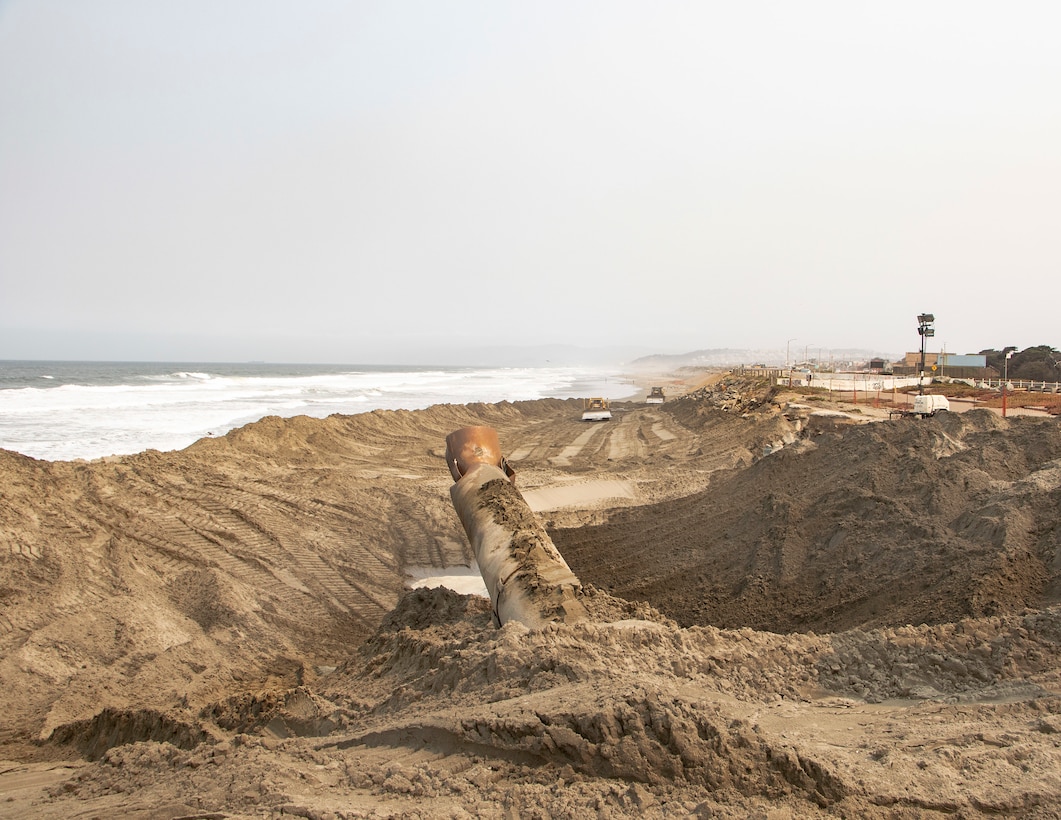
916,312,936,395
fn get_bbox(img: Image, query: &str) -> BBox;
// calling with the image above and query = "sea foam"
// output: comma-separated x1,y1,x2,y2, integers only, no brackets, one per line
0,363,635,461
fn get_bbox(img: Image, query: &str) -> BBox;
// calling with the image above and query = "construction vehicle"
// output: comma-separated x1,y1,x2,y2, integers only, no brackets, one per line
581,397,611,421
646,386,665,404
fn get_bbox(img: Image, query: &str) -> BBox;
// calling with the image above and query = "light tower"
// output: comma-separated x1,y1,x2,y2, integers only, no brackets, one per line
1003,349,1014,417
917,313,935,395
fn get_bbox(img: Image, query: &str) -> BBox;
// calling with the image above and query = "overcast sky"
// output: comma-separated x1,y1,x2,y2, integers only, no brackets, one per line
1,1,1058,364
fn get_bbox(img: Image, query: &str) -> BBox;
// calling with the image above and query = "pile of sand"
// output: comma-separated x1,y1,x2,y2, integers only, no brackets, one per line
2,380,1060,817
556,405,1061,633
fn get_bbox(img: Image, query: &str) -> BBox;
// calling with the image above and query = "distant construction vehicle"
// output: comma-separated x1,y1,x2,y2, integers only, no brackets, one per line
646,386,665,404
581,397,612,421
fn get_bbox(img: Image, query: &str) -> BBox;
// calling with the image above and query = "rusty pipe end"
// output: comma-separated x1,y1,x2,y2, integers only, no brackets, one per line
445,426,515,484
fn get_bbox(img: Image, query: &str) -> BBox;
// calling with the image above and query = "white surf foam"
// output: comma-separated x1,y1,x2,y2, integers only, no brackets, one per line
0,365,635,461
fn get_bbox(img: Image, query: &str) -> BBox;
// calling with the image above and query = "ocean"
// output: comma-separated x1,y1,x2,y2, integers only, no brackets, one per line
0,361,635,462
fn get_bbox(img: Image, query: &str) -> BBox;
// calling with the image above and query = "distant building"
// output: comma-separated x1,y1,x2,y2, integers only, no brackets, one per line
891,352,992,380
896,351,940,371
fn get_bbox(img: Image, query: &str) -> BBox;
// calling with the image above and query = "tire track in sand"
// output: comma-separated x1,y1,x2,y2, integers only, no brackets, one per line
549,423,608,466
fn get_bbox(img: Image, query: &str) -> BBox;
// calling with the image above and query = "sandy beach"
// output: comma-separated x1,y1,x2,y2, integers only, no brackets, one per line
2,373,1061,817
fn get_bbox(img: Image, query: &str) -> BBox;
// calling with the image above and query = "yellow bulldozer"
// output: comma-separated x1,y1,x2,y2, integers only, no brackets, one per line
581,397,612,421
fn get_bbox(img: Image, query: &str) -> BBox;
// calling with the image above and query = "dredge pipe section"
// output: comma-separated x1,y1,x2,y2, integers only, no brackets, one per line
446,426,587,629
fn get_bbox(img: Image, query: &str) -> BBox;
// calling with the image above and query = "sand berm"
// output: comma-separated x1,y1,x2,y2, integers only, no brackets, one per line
2,373,1061,817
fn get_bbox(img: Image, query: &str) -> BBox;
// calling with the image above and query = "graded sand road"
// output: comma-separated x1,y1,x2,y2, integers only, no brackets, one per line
2,382,1061,817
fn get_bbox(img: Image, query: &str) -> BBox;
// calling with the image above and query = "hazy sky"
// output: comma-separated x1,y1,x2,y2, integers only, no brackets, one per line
1,2,1058,364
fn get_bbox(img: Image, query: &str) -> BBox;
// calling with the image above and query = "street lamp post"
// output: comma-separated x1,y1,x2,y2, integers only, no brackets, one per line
786,338,796,386
917,313,935,395
1003,350,1014,417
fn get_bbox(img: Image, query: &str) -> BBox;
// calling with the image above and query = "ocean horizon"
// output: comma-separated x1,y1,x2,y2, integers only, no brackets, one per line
0,360,637,462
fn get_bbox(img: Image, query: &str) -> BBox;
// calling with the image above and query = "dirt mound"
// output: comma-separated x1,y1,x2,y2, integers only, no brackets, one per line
667,372,780,416
555,409,1061,632
202,686,342,739
47,707,212,761
25,587,1061,817
4,392,1061,816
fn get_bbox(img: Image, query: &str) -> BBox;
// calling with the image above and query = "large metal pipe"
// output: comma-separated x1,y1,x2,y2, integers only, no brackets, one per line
445,426,587,628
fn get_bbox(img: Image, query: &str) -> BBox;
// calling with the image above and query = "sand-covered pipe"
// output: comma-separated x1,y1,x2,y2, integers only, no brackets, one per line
446,427,587,628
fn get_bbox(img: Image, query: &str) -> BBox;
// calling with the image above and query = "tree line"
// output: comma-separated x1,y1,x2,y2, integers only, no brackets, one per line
979,345,1061,382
